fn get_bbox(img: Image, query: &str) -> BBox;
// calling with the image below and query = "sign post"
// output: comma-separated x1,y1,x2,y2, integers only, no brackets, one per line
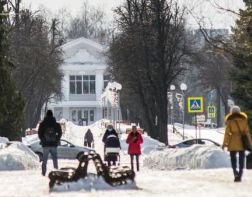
187,96,204,139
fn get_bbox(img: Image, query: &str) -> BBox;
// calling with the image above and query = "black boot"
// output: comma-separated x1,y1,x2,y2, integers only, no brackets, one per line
233,170,240,182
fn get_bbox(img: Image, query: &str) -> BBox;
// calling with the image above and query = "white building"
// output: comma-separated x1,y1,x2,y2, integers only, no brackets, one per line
46,37,116,125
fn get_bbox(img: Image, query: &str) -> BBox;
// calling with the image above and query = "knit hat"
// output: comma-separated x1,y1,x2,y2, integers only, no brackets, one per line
231,105,241,114
46,110,53,117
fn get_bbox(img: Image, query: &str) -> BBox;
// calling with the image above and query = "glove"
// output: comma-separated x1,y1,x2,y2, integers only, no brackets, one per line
133,137,137,143
221,145,225,150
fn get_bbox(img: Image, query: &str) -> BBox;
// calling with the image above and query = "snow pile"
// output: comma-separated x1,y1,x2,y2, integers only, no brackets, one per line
0,142,39,170
22,134,39,146
143,144,230,170
120,133,165,154
117,123,135,134
51,173,137,192
58,118,67,123
0,137,9,149
0,137,9,143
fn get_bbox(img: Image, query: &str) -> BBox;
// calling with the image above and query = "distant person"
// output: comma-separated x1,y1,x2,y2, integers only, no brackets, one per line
38,110,62,176
223,105,252,182
126,125,143,171
102,124,120,166
84,129,94,148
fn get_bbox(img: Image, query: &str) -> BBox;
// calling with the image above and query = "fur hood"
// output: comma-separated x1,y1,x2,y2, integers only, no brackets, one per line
225,112,247,122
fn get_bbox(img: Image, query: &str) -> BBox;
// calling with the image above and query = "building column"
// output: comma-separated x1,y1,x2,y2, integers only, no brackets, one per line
95,70,104,101
63,70,69,101
95,70,103,120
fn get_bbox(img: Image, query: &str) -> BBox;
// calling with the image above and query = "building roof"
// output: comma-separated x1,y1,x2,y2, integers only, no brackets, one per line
61,37,106,65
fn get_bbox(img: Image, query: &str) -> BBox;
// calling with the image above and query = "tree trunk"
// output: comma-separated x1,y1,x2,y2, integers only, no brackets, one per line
217,88,222,127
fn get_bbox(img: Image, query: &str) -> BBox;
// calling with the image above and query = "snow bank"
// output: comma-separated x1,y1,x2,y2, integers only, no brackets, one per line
0,137,9,149
0,142,39,170
0,137,9,143
120,133,165,154
22,134,39,146
52,173,137,192
143,144,230,170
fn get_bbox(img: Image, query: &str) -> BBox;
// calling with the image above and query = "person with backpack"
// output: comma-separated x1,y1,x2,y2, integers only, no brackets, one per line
126,125,143,172
102,124,120,166
38,110,62,176
84,128,94,148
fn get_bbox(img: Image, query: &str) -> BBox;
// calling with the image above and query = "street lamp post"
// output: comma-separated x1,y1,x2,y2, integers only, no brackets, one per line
170,84,176,133
180,83,187,140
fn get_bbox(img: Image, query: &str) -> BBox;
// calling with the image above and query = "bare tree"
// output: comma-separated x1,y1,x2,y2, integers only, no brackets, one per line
108,0,190,144
192,43,233,126
9,10,63,128
67,0,111,44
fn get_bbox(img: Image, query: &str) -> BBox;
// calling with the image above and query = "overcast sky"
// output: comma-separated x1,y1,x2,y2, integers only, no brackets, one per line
22,0,244,29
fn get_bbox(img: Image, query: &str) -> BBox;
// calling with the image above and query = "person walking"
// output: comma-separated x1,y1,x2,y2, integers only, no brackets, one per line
223,105,252,182
102,124,118,142
126,125,143,171
84,129,94,148
102,124,120,166
38,110,62,176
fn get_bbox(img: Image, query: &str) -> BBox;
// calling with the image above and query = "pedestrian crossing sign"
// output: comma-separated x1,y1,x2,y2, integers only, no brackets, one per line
187,97,204,113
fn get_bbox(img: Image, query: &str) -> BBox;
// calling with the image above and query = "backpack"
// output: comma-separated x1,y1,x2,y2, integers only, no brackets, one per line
44,126,57,143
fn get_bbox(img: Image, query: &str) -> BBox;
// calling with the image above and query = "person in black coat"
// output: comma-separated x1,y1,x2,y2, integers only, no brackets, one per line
102,124,118,143
102,124,120,166
84,129,94,147
38,110,62,176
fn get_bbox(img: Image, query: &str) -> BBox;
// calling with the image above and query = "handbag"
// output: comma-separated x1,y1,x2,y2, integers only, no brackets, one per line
235,120,252,152
246,152,252,169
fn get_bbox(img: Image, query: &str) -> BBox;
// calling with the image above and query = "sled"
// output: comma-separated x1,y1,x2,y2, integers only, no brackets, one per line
48,152,135,190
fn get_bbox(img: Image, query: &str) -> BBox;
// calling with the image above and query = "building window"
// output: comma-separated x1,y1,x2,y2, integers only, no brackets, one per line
72,110,76,122
69,75,96,94
104,75,110,89
90,110,94,121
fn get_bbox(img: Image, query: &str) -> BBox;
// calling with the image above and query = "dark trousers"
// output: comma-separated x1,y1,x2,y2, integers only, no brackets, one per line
42,147,58,176
130,154,140,171
84,142,92,147
108,159,116,167
230,151,245,178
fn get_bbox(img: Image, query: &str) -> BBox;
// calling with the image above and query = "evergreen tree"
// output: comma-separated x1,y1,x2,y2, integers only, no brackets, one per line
0,1,24,140
230,0,252,126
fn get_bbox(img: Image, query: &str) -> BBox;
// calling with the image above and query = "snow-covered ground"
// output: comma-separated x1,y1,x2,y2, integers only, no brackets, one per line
1,167,252,197
0,120,252,196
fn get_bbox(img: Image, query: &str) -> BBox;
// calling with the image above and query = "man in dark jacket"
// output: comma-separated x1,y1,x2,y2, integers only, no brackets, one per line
38,110,62,176
84,129,94,147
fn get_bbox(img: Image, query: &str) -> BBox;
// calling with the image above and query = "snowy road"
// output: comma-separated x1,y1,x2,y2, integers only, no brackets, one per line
1,165,252,197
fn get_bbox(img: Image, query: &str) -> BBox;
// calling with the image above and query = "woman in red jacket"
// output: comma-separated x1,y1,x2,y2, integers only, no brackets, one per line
126,125,143,171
